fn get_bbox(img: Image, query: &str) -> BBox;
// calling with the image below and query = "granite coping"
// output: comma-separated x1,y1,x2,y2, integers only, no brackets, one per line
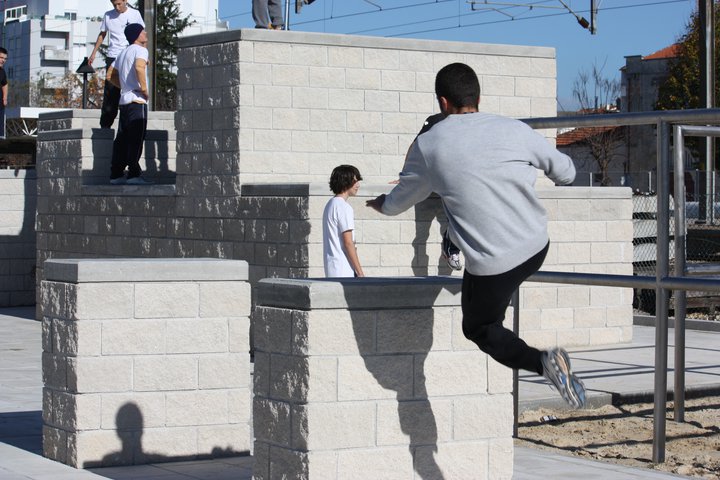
256,276,462,310
179,28,555,59
43,258,249,283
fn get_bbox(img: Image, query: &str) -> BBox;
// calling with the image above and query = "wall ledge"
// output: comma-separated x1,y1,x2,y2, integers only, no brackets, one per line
44,258,249,283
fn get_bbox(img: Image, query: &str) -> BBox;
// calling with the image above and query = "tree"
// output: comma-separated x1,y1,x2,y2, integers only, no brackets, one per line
132,0,194,111
571,62,626,186
656,2,720,111
28,71,103,109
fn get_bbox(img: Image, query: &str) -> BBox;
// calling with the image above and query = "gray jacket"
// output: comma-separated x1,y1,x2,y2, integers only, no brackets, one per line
382,112,576,276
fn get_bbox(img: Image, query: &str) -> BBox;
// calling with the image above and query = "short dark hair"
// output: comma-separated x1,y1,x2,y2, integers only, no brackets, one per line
329,165,362,194
0,47,7,56
435,63,480,108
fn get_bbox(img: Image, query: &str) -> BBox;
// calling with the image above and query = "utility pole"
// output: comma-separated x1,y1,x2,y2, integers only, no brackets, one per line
698,0,716,223
139,0,156,111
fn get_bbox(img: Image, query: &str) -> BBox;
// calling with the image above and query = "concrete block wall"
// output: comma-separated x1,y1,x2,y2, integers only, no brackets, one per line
33,29,634,348
40,258,252,468
253,277,513,480
177,29,558,185
307,185,635,348
0,169,36,306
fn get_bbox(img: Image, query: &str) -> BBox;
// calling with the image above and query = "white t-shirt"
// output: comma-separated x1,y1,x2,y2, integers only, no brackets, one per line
101,7,145,58
112,44,149,105
323,196,356,277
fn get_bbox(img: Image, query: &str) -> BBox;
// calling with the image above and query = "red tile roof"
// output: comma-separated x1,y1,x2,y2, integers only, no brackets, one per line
557,126,621,146
644,44,680,60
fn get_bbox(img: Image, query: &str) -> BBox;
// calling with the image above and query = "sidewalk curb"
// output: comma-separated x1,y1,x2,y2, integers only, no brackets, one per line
634,314,720,332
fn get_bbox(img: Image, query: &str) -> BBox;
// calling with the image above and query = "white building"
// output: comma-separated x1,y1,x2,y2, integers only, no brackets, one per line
0,0,227,107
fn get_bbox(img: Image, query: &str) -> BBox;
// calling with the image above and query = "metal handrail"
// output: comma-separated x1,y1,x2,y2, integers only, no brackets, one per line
515,108,720,464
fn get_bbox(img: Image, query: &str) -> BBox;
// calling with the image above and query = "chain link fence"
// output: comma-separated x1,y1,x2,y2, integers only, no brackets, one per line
590,171,720,315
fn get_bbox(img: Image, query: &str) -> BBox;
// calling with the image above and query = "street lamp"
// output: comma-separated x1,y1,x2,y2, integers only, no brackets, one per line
75,57,96,109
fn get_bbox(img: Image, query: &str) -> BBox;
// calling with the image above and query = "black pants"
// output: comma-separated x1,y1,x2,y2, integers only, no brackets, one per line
0,102,5,138
111,103,147,180
100,57,120,128
461,242,549,375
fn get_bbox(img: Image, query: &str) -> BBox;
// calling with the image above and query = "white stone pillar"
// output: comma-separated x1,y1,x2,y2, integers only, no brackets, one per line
41,258,252,468
253,277,514,479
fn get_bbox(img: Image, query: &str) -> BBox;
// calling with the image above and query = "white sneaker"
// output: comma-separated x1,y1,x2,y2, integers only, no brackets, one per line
542,348,586,409
441,229,462,271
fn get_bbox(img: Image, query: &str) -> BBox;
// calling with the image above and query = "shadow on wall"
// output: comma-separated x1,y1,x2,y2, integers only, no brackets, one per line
343,280,462,480
412,196,454,277
86,128,176,185
84,402,248,468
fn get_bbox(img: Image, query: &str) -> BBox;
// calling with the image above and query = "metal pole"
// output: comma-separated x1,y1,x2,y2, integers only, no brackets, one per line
285,0,291,30
649,171,652,193
707,1,716,224
512,288,520,439
653,120,671,464
144,0,156,110
673,125,687,423
699,0,716,223
82,74,88,109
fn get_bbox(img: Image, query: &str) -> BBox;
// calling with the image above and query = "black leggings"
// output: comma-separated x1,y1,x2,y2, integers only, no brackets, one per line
461,242,549,375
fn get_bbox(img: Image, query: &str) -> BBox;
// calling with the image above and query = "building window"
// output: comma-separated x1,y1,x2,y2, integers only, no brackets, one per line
4,6,27,22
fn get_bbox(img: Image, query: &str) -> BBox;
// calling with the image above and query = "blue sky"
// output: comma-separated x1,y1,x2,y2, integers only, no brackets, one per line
217,0,695,111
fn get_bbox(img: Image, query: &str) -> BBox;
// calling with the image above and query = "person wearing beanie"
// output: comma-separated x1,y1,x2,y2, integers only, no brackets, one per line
88,0,145,129
106,23,152,186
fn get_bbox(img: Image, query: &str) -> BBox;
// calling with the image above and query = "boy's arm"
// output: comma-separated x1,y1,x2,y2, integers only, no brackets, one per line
134,58,149,99
341,230,364,277
88,31,107,65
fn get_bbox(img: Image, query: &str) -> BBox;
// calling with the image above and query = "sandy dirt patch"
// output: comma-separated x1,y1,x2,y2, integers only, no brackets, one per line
516,395,720,478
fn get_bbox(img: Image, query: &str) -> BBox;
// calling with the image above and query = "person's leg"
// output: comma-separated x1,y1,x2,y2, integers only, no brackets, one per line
461,243,549,374
124,103,148,179
110,105,129,180
252,0,271,28
100,57,120,128
0,102,5,138
267,0,285,28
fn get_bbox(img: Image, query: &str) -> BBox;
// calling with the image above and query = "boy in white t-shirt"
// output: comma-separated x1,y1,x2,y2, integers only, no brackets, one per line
106,23,151,185
88,0,145,128
323,165,364,278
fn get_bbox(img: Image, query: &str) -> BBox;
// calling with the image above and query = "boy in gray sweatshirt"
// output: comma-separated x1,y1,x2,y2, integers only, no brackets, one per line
367,62,586,409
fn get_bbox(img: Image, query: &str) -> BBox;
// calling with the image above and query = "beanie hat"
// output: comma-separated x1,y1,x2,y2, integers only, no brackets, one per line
125,23,144,45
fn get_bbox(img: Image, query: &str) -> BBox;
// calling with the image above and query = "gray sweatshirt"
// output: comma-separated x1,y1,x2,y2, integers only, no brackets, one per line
382,112,576,276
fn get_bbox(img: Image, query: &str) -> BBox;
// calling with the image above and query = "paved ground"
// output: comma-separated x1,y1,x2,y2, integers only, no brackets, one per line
3,305,714,479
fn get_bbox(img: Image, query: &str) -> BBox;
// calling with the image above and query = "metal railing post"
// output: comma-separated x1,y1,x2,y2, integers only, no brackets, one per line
512,288,520,439
673,125,687,422
653,120,671,464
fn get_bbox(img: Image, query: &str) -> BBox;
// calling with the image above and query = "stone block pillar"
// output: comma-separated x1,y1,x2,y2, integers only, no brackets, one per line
253,277,513,479
41,258,252,468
